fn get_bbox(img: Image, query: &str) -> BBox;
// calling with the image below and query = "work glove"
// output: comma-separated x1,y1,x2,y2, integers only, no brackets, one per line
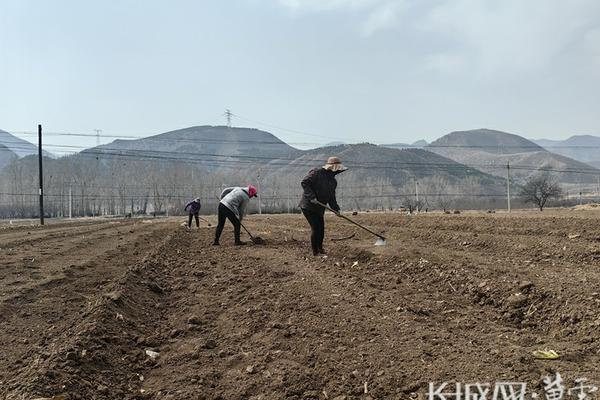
333,208,341,216
310,198,320,205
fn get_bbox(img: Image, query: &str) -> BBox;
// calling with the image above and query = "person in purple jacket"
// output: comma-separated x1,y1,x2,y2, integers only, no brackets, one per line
184,197,202,229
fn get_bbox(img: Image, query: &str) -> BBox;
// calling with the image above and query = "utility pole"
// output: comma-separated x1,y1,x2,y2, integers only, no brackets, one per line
69,185,72,219
597,176,600,201
415,179,419,213
579,190,583,206
506,162,511,213
38,124,44,225
93,129,102,147
287,180,290,214
224,109,232,128
257,172,262,214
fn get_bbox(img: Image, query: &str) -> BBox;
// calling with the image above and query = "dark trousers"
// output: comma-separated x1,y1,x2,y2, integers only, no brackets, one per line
188,213,199,227
214,203,241,243
302,208,325,255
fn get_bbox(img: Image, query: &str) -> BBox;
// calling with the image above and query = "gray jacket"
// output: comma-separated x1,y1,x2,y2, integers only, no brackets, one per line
220,187,250,221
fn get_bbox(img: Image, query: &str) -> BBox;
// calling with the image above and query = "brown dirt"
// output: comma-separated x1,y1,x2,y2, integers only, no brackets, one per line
1,211,600,399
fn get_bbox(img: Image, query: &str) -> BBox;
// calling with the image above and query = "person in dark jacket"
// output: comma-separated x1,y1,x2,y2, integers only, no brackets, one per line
184,197,201,229
299,156,347,256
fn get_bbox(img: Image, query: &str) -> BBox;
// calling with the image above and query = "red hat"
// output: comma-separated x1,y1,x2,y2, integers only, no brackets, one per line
247,184,258,198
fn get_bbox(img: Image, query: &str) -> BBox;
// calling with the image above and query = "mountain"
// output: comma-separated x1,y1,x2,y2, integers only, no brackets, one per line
428,129,599,184
265,143,504,194
81,125,302,168
430,129,544,154
0,144,18,170
532,135,600,164
0,129,43,158
382,139,428,150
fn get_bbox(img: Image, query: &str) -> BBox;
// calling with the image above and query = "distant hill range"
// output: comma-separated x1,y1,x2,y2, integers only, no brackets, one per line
82,126,302,167
0,129,43,157
84,126,502,187
0,129,54,165
73,126,506,203
532,135,600,165
271,142,498,184
3,125,597,193
382,139,428,150
428,129,599,184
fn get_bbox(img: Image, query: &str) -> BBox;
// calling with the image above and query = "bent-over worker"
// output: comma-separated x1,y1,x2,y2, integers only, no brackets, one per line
214,185,258,245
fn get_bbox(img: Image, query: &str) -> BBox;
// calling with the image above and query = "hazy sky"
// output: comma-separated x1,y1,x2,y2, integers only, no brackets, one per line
1,0,599,152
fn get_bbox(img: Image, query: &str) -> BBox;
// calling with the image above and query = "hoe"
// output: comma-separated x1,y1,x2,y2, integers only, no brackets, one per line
314,201,387,246
240,221,266,245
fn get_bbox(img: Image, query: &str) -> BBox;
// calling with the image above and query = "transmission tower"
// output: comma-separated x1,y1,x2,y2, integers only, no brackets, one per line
224,109,232,128
93,129,102,147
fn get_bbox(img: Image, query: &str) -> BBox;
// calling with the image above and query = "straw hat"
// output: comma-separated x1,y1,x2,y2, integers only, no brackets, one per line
323,156,347,172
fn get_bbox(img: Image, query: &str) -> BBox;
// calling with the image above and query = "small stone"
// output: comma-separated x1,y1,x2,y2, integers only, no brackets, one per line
245,365,255,374
187,315,201,325
202,339,217,349
145,349,160,360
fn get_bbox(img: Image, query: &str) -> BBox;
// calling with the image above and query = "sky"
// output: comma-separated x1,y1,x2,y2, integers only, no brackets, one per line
1,0,599,152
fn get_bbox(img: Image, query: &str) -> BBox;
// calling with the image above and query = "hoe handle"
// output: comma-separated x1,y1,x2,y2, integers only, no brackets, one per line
239,221,254,239
314,201,386,241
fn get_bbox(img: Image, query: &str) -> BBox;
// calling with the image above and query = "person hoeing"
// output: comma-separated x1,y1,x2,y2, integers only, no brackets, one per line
213,185,258,246
299,156,347,256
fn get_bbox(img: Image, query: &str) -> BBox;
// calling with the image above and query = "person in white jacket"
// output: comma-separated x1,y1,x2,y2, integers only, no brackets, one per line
213,185,258,245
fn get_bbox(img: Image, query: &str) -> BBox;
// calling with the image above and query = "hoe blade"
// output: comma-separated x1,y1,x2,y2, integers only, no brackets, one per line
374,238,387,246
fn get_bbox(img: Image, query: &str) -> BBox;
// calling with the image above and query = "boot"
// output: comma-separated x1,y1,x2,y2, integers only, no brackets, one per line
235,241,247,246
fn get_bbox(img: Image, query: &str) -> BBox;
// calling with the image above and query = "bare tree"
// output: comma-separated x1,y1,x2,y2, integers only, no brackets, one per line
519,174,562,211
401,195,424,214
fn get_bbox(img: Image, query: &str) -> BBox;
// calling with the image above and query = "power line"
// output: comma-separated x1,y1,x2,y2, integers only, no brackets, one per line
8,128,600,149
2,142,600,177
